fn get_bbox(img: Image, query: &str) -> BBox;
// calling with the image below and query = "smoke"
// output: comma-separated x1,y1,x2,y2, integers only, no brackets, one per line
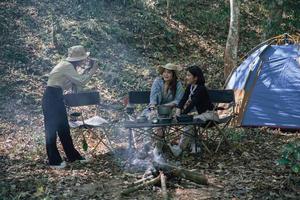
110,123,177,176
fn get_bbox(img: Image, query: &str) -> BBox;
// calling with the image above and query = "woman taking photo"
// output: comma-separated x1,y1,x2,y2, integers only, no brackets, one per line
42,45,98,169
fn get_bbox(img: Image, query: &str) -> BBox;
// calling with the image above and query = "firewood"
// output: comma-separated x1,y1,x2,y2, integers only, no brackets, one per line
129,175,154,187
153,161,208,185
160,171,169,200
121,175,161,196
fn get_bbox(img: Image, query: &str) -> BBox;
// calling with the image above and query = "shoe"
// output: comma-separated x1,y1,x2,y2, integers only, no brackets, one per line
50,161,66,169
153,146,167,163
190,143,201,154
168,144,182,157
153,146,162,158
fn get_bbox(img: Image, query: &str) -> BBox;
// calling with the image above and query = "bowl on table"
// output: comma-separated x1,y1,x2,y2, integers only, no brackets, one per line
137,116,148,123
157,105,172,117
70,112,82,121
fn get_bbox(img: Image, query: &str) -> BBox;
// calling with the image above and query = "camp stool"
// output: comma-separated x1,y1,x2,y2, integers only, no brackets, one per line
64,91,114,154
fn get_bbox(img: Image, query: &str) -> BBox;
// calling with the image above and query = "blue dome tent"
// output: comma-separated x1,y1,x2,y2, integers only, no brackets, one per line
226,34,300,129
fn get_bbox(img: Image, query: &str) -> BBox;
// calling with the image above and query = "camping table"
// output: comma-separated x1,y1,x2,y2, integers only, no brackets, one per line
123,119,206,154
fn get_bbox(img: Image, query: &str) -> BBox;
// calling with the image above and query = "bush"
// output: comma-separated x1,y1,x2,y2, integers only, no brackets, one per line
277,141,300,174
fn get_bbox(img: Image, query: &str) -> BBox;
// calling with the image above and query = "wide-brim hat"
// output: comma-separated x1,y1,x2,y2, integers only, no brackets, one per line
157,63,182,75
65,45,90,62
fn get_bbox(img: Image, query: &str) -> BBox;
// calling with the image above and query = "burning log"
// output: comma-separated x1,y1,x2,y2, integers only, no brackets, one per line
160,171,169,200
121,158,208,196
153,161,208,185
121,174,161,196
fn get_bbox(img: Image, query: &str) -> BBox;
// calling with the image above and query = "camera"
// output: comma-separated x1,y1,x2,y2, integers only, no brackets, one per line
89,57,99,66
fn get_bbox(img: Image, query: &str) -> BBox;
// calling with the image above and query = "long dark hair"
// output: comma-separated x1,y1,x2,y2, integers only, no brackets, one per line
186,65,205,86
162,69,178,97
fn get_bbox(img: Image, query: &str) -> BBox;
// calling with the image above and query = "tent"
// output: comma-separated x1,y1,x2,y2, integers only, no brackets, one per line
226,36,300,129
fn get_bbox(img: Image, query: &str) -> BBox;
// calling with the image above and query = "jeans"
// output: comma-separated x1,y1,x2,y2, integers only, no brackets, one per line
42,86,82,165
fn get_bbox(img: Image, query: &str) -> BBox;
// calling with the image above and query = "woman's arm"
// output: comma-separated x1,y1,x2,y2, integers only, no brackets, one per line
163,81,185,107
182,86,205,114
173,81,185,106
149,77,162,106
64,62,98,87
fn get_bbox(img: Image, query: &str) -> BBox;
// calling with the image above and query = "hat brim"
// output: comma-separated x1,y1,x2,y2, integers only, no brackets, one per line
157,64,182,75
157,67,181,77
65,52,90,62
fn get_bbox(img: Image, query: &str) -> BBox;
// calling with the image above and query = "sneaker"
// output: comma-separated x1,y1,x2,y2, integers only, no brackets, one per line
153,146,162,158
168,144,182,157
50,161,66,169
190,143,201,154
153,146,167,163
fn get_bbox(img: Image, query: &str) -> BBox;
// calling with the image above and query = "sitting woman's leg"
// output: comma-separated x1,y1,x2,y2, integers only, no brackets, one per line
153,127,165,158
170,125,199,156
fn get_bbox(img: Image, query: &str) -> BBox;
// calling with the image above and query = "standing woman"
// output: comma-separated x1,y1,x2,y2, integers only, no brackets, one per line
140,63,184,158
170,65,218,156
42,45,98,168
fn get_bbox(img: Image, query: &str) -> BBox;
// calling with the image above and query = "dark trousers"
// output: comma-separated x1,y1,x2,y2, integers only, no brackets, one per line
42,86,82,165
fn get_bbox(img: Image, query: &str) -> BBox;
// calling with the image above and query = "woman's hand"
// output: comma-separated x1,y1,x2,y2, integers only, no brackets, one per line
149,109,157,119
163,102,175,107
175,108,181,117
88,58,98,66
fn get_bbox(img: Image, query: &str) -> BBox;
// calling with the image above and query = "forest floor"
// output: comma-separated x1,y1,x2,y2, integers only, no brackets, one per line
1,108,300,199
1,0,300,199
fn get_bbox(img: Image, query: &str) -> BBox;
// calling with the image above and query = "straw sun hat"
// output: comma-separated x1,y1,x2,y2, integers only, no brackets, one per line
157,63,183,75
65,45,90,62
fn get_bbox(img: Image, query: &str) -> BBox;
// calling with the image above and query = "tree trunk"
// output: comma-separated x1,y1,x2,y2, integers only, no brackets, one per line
224,0,240,79
51,13,58,48
166,0,170,19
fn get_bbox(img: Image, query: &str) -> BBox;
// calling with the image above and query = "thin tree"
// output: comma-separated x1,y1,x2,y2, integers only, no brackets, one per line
224,0,240,79
167,0,170,18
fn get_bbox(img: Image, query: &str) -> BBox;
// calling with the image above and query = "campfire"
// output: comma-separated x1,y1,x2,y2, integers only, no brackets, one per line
121,156,208,199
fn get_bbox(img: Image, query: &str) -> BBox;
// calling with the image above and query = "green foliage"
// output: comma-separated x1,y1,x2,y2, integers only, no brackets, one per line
82,137,88,151
259,0,300,38
277,142,300,174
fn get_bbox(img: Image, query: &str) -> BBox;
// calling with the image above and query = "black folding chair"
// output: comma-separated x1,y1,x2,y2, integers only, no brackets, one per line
125,91,151,151
126,91,150,115
64,91,114,153
199,89,236,153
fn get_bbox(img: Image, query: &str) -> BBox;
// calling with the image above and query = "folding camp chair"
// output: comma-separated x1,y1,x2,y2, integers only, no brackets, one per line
64,91,114,154
199,89,235,153
126,91,150,116
125,91,151,151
